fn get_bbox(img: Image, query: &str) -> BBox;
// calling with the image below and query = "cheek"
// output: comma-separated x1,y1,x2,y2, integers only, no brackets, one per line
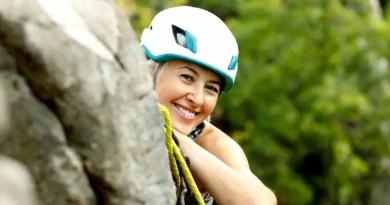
154,75,171,100
156,76,188,99
203,96,218,115
155,84,169,103
154,80,167,103
155,80,182,104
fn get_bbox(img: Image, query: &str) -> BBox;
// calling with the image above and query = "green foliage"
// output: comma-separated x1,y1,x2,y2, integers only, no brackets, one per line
128,0,390,204
218,1,390,204
130,0,187,37
186,0,241,20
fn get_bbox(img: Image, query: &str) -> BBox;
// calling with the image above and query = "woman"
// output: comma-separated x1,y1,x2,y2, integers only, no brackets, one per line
140,6,277,205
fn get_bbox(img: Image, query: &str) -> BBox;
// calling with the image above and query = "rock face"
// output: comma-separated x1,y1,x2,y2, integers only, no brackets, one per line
0,0,175,204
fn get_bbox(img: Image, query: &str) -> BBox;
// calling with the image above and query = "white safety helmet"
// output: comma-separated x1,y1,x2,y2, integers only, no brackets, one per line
140,6,239,92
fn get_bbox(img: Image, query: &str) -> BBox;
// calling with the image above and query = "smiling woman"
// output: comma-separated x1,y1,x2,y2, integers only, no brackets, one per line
140,6,277,205
155,60,221,135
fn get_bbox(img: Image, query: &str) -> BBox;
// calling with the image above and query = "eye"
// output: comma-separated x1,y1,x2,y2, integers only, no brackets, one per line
180,74,194,82
206,85,219,93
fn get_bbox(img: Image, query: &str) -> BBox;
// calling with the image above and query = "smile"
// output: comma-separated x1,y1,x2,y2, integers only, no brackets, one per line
174,104,198,119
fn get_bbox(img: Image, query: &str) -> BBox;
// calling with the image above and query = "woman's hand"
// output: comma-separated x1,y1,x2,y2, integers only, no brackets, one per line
171,128,191,147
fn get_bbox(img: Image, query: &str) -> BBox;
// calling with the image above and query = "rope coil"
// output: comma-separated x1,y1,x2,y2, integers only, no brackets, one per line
159,104,205,205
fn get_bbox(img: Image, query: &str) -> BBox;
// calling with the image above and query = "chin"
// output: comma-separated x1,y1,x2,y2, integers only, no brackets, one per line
174,127,192,136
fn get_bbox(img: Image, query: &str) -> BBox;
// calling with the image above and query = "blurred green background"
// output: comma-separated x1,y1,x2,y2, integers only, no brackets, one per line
116,0,390,204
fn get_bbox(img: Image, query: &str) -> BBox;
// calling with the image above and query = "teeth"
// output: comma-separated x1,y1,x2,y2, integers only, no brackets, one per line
175,104,195,118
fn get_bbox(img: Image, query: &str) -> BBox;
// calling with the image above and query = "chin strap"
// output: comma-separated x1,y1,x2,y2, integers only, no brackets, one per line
188,122,206,142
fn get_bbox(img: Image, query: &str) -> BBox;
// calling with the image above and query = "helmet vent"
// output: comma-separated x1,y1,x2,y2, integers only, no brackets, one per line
172,25,186,47
171,25,197,53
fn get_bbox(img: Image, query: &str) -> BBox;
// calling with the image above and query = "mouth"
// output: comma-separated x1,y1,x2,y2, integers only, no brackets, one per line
173,103,199,119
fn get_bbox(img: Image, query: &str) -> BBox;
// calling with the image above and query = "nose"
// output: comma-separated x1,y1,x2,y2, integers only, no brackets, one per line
187,86,204,107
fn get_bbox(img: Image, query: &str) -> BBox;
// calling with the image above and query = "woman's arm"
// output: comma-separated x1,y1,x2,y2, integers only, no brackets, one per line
174,124,277,205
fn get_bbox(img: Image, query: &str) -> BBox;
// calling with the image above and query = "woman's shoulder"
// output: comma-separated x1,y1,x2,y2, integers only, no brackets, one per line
198,123,244,154
197,122,250,169
197,122,228,144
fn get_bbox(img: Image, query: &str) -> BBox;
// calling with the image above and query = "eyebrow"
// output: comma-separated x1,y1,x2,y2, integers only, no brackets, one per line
181,67,222,86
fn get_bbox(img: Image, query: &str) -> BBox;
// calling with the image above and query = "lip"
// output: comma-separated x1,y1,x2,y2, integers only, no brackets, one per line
173,103,199,120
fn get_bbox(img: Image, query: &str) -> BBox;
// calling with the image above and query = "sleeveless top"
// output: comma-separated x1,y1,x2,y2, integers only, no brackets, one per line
183,122,215,205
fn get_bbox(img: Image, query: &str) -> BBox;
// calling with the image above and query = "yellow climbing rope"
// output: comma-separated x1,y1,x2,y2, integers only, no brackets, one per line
158,104,205,205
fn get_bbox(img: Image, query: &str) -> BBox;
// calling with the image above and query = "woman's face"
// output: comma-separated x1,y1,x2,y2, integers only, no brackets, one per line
155,60,221,135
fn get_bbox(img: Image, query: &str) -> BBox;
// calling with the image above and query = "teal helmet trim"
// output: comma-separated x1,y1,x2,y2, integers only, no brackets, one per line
228,55,239,70
142,45,234,92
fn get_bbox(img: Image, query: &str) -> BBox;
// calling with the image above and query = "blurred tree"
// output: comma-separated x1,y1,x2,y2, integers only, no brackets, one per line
186,0,241,20
215,0,390,204
126,0,187,37
116,0,136,17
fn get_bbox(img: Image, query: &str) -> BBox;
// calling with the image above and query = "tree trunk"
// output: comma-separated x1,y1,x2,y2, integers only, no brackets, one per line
368,0,383,20
370,158,390,205
0,0,175,204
